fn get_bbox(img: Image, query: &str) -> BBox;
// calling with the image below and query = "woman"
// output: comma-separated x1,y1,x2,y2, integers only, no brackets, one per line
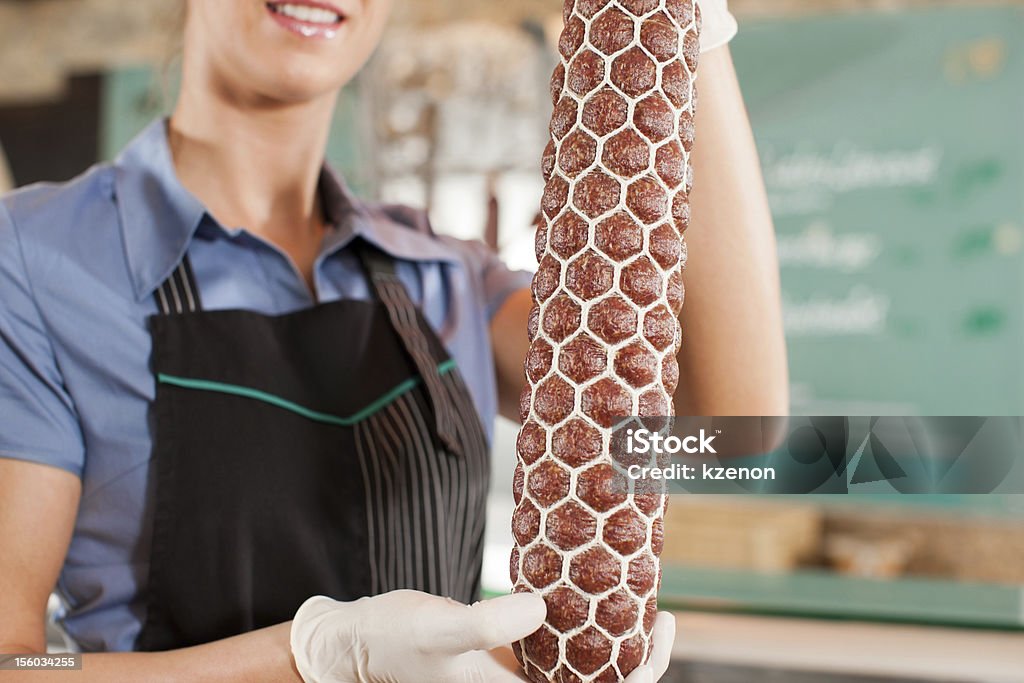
0,0,787,681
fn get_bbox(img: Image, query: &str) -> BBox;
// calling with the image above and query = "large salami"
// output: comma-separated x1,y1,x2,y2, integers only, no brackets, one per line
511,1,701,681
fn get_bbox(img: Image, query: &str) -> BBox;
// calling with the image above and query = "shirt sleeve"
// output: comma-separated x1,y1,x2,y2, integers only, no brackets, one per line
458,239,534,323
0,201,85,476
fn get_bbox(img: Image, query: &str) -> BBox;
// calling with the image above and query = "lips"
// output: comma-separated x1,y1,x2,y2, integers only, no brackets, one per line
265,1,346,38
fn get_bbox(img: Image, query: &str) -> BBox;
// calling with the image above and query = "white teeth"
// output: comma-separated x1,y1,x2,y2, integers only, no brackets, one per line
271,3,341,24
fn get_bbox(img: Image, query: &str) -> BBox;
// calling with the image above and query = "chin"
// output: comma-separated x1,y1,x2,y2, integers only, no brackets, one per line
185,0,387,107
253,61,353,104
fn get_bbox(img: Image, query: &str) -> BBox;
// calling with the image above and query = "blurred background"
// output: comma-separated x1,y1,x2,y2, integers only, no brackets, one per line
1,0,1022,680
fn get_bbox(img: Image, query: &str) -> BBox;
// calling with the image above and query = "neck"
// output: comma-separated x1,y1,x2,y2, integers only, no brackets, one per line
168,78,338,243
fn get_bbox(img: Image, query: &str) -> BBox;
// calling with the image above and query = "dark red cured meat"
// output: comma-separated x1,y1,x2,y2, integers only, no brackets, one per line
514,1,699,680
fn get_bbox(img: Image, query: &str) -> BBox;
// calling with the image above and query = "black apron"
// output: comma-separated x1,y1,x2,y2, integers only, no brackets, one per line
136,241,490,651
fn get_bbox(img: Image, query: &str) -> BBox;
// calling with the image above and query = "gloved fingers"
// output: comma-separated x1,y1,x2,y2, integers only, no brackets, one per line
695,0,738,53
621,612,676,683
648,612,677,680
423,592,547,655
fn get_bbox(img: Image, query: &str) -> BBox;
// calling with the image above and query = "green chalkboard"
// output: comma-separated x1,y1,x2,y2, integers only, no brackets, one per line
731,6,1024,416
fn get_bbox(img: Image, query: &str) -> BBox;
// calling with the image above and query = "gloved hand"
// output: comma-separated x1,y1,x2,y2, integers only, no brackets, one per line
291,590,677,683
697,0,738,53
291,590,545,683
620,612,677,683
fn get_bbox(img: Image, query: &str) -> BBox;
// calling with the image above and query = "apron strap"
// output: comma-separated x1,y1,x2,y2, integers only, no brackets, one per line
155,256,203,315
356,241,463,457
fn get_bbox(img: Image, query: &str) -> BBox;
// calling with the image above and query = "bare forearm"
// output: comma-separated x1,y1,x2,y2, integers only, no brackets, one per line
0,623,300,683
677,46,789,416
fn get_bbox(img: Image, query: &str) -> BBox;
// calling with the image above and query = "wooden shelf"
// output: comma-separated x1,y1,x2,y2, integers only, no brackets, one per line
670,611,1024,681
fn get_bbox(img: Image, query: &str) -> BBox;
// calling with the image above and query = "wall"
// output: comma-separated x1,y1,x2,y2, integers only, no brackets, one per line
2,0,1022,101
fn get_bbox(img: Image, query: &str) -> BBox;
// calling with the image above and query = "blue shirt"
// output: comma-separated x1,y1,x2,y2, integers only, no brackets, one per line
0,119,532,652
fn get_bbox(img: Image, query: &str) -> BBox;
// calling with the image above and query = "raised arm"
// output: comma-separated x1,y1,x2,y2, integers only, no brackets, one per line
675,45,788,416
492,46,788,421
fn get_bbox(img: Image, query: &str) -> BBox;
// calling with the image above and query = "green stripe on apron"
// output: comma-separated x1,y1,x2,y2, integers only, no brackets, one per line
157,358,458,428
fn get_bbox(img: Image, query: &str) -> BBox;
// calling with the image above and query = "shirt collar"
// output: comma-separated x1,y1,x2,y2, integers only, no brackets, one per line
115,118,458,302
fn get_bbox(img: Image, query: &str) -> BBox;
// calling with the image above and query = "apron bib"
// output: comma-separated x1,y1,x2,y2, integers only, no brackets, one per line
136,242,489,651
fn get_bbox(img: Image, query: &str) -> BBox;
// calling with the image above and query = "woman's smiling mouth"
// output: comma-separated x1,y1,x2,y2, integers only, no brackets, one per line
266,1,346,38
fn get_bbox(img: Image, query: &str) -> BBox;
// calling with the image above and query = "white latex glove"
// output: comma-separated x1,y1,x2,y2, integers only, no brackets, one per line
697,0,738,53
291,590,677,683
291,591,545,683
622,612,677,683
